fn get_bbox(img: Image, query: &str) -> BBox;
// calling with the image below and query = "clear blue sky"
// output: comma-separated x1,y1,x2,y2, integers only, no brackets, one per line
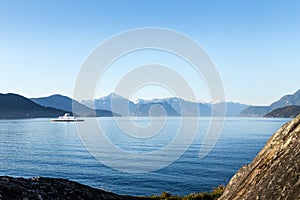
0,0,299,105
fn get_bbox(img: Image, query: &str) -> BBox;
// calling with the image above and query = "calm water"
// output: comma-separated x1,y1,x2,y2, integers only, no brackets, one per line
0,117,289,196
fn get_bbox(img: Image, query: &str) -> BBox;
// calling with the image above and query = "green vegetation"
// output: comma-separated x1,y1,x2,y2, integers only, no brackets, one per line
148,185,225,200
264,105,300,118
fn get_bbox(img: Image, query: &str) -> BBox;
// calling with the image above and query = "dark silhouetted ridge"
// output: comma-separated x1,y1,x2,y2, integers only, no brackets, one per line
0,93,66,119
264,105,300,118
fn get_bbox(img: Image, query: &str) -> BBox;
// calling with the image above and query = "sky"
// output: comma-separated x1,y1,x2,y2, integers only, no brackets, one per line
0,0,299,105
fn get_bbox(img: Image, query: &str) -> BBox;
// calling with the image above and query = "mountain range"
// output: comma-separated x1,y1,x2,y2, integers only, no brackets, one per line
81,93,249,117
81,93,136,116
2,89,300,119
240,89,300,117
0,93,116,119
31,95,116,117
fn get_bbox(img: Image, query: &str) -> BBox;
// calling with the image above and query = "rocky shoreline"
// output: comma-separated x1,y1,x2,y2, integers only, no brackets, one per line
0,176,145,200
0,176,225,200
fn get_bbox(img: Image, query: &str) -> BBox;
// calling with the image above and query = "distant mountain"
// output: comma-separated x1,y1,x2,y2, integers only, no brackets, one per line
82,95,211,117
134,102,179,116
240,106,271,117
166,97,211,116
264,105,300,118
32,94,85,113
269,89,300,109
81,93,136,116
209,102,249,117
31,94,116,117
0,93,66,119
81,93,249,117
0,92,249,119
240,89,300,117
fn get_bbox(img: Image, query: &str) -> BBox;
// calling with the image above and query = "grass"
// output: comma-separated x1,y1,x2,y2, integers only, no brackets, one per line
147,185,225,200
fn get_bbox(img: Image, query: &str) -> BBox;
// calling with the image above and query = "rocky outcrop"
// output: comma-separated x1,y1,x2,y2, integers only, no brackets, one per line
220,114,300,200
0,176,145,200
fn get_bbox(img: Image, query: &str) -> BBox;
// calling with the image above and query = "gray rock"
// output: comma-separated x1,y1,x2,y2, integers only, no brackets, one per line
219,114,300,200
0,176,147,200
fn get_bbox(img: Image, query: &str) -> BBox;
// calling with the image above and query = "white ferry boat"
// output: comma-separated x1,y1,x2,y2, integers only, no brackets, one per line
50,113,84,122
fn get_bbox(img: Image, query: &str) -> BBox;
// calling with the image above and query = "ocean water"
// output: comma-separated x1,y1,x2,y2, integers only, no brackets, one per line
0,117,290,196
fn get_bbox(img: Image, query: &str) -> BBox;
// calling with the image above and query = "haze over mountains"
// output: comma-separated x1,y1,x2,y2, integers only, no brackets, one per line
1,90,300,119
32,89,300,118
81,93,249,117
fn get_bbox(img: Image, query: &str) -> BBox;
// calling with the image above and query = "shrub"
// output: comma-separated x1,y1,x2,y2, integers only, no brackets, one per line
148,185,225,200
